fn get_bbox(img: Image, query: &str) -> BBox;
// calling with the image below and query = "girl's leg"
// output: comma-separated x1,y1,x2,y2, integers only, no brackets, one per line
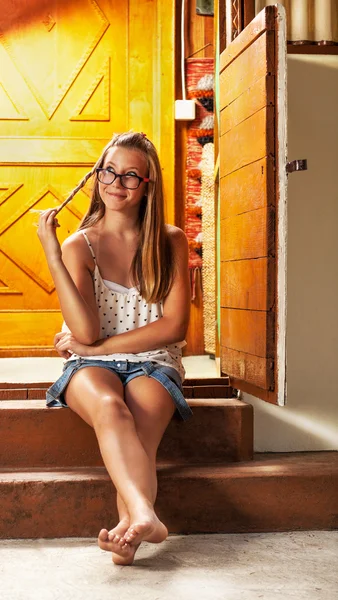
116,375,176,546
64,368,173,556
103,375,176,564
62,371,131,548
108,440,158,564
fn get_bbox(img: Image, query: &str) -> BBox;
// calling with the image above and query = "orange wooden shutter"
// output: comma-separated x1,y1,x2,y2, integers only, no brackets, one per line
219,5,287,405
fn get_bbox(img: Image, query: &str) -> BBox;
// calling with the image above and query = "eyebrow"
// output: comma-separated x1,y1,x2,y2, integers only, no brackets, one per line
104,161,141,171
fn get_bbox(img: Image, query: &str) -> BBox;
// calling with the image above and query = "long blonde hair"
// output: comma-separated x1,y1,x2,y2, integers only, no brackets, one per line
65,132,174,303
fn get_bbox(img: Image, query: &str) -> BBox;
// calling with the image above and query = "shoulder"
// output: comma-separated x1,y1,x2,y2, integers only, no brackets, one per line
61,230,94,270
165,225,188,265
61,230,86,254
165,224,188,248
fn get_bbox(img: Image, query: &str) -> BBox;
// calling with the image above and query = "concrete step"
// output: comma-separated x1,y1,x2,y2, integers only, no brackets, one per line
0,378,233,400
0,398,253,468
1,452,337,538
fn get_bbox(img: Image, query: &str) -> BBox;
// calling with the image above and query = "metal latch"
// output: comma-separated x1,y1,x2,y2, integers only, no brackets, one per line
286,159,308,174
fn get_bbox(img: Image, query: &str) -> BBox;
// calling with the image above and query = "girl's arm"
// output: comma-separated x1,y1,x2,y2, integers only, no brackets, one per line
56,227,190,356
38,209,100,344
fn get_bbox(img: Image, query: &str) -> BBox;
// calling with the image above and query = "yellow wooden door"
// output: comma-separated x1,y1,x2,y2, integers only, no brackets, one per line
0,0,175,356
219,5,288,405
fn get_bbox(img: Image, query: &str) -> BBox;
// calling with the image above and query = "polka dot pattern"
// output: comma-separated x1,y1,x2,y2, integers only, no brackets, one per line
72,231,186,380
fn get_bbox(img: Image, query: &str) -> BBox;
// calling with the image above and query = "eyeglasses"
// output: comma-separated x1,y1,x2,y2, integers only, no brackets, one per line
96,168,150,190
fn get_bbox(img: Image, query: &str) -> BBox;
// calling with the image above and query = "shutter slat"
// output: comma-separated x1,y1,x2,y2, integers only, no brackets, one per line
220,157,275,219
220,106,275,177
221,258,274,311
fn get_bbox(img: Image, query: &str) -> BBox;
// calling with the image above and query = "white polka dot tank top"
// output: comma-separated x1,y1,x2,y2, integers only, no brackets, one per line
64,231,186,381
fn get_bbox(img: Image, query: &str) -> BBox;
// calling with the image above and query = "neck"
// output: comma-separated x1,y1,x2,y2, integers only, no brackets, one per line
99,209,141,237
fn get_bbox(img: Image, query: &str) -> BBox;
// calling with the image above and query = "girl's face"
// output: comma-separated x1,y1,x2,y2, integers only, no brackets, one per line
98,146,149,214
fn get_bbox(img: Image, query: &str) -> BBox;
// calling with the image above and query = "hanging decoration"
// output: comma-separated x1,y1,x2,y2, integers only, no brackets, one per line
200,141,215,355
185,58,214,300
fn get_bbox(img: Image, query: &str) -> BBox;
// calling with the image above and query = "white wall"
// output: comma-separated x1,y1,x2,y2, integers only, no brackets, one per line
246,54,338,451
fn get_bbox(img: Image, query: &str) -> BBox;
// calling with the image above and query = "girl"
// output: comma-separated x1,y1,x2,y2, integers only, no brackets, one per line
37,131,192,566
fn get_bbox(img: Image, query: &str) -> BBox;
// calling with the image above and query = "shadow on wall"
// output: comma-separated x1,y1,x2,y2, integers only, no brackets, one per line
248,54,338,452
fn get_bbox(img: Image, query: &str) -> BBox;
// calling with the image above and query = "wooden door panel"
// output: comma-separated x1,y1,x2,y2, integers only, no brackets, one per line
0,0,127,138
221,308,274,357
0,1,110,121
0,139,111,164
0,311,63,350
220,347,273,390
221,258,274,311
220,74,275,135
0,0,175,355
0,249,54,310
220,308,275,392
219,31,275,107
219,5,287,404
0,188,82,293
220,157,275,218
220,207,275,261
219,106,275,177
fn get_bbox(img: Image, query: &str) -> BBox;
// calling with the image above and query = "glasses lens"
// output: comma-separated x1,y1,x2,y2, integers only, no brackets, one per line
98,169,115,184
121,175,140,189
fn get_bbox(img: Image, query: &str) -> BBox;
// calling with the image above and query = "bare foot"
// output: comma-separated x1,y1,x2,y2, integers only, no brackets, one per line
121,513,168,547
107,517,130,544
107,519,141,565
98,529,134,564
112,543,141,566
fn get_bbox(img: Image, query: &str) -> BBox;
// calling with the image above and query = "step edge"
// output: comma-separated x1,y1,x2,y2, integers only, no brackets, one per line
0,452,337,480
0,398,251,409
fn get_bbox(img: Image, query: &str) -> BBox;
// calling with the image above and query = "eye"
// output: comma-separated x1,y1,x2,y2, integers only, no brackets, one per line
125,171,138,177
105,167,116,174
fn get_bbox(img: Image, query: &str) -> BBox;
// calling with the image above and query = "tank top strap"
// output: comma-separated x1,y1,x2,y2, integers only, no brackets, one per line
82,231,97,265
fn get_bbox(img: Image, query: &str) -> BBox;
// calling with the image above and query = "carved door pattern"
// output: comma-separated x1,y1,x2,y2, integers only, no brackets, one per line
0,0,175,355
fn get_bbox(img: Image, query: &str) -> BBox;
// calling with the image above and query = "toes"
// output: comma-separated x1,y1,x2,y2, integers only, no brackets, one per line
98,539,114,552
98,528,109,541
98,529,118,551
97,527,133,555
107,520,130,541
108,533,122,544
124,527,138,543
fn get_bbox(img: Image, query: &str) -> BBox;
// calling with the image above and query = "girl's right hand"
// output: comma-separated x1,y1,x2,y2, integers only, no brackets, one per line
54,332,72,359
37,208,62,263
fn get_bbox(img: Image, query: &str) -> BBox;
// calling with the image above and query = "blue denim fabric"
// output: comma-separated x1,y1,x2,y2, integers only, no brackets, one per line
46,358,193,421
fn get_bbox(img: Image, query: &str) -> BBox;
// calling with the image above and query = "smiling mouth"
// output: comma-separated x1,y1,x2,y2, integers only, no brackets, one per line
106,192,126,199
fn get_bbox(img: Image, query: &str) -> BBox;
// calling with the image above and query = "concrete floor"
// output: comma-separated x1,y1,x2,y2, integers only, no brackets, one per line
0,531,337,600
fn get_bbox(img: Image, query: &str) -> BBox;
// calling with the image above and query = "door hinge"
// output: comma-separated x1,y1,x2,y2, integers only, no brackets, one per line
286,159,308,174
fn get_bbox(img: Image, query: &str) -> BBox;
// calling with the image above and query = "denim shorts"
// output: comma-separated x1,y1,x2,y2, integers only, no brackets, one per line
46,358,193,421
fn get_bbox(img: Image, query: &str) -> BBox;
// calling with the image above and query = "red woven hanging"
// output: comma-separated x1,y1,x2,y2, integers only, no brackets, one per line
185,57,214,296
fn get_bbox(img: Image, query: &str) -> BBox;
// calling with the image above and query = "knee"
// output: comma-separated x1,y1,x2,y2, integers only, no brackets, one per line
94,393,132,430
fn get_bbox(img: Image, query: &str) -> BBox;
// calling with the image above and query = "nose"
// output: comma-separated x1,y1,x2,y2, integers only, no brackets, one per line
111,174,123,187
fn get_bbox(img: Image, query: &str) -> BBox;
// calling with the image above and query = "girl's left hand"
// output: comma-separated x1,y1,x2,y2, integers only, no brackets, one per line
54,332,93,357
